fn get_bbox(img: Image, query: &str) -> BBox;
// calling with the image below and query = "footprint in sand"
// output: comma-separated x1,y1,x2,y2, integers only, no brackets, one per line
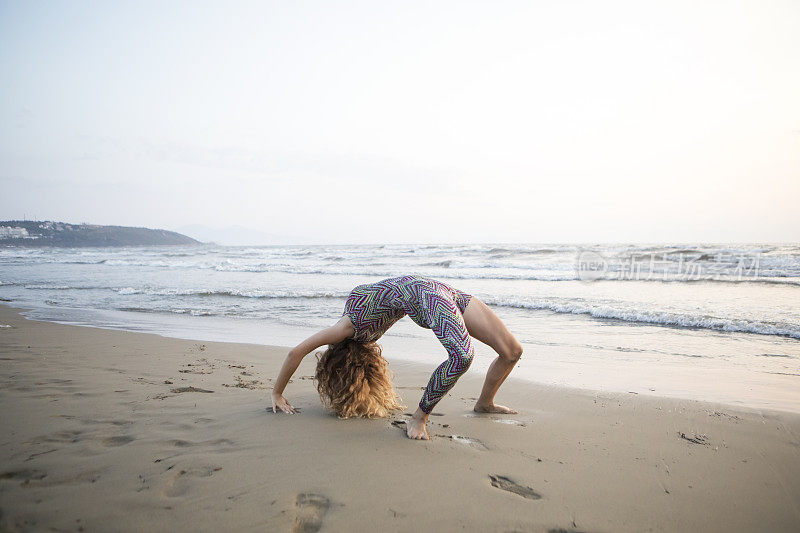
101,435,135,447
163,438,235,449
292,493,330,533
450,435,489,450
162,465,222,497
29,429,84,444
170,386,214,394
489,474,542,500
463,413,525,426
81,418,133,427
0,469,47,483
492,418,526,427
390,420,488,450
13,469,103,488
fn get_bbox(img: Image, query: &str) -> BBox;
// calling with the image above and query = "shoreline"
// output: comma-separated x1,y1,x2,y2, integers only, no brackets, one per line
1,304,799,531
7,301,800,415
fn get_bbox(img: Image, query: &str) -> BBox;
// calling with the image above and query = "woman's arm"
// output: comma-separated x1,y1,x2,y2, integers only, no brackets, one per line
271,316,354,413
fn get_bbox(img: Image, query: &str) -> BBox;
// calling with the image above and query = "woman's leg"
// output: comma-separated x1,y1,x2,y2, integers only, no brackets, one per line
418,313,474,413
407,293,474,440
461,297,523,413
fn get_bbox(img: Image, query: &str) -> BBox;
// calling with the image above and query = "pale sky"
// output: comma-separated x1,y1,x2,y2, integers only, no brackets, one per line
1,0,798,244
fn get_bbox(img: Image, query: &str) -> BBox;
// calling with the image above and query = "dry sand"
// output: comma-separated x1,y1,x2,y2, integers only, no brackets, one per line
1,304,799,532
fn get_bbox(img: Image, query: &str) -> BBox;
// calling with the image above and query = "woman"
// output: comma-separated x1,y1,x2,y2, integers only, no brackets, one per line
271,275,523,440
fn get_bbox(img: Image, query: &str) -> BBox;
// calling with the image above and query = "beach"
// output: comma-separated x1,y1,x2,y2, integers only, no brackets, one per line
1,304,799,532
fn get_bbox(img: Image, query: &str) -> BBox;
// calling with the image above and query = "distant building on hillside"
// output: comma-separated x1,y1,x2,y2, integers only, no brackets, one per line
0,226,34,239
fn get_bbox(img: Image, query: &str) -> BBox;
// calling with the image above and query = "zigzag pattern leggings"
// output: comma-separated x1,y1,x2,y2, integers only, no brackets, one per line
417,288,475,413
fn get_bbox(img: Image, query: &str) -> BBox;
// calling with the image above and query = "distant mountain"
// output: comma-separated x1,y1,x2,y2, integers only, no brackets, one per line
175,224,303,245
0,221,200,247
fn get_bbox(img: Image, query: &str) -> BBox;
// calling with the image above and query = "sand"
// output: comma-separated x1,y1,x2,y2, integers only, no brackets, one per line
1,304,799,532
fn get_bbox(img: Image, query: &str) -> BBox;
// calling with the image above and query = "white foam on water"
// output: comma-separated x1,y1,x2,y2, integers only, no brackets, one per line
484,297,800,339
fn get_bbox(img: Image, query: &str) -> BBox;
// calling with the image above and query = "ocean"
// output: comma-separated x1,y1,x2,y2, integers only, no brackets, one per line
1,243,798,412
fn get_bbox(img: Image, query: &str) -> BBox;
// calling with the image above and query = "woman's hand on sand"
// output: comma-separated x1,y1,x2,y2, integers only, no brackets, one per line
271,392,295,414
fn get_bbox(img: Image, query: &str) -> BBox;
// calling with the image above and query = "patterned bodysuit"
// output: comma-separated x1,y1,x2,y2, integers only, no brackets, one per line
342,275,474,413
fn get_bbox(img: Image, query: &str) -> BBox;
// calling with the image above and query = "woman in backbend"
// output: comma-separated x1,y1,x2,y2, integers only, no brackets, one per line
271,275,523,440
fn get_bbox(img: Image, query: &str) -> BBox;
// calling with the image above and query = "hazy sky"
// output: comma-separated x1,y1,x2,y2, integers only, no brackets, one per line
1,1,798,244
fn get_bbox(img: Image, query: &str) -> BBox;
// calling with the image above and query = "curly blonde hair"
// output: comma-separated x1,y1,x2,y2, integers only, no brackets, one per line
314,338,405,418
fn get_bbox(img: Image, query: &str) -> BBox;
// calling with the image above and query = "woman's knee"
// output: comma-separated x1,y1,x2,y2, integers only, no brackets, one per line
501,339,523,363
452,349,474,374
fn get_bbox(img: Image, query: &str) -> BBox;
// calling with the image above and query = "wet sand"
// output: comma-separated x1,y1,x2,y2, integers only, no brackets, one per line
1,304,798,532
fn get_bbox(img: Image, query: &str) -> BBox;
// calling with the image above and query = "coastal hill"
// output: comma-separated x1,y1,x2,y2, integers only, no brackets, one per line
0,220,200,247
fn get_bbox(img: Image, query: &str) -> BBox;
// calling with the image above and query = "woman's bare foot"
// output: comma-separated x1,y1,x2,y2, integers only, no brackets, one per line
406,408,430,440
473,402,518,414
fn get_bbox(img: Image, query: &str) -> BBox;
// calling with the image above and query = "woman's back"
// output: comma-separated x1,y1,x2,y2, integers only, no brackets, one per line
343,275,471,341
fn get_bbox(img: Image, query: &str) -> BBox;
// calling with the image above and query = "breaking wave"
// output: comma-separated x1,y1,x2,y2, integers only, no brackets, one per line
486,298,800,339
